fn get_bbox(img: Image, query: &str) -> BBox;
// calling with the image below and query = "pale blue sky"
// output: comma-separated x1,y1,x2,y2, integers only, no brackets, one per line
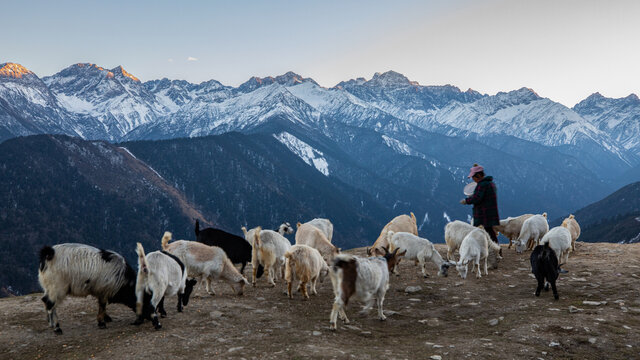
2,0,638,106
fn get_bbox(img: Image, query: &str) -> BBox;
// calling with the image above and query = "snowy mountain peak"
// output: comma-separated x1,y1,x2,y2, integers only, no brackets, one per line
0,62,35,79
239,72,317,92
111,65,140,82
367,70,417,87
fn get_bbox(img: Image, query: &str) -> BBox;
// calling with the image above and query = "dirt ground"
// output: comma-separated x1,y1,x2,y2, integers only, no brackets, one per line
1,242,639,360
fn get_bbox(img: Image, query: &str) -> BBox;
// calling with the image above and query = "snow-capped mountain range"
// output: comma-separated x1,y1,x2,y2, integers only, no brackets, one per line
1,62,639,181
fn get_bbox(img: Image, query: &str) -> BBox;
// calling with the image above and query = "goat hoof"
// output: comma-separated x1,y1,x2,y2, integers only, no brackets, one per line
379,316,387,321
54,327,63,335
98,322,107,329
104,314,113,322
554,295,559,300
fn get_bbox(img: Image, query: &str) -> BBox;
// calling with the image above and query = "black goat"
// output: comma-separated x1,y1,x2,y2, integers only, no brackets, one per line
530,242,563,300
195,220,263,278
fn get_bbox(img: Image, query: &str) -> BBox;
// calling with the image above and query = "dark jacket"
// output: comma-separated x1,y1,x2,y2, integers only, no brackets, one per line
465,176,500,227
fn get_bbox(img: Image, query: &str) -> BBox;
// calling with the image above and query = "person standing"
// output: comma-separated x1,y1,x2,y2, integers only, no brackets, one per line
459,164,501,249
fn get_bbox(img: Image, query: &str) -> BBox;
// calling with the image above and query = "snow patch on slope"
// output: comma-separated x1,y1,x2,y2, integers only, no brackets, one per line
274,132,329,176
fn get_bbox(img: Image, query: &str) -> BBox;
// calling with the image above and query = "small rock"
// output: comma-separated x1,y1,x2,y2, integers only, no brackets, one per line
468,302,479,306
508,285,516,288
408,298,421,302
209,311,224,319
228,347,244,353
570,277,587,282
549,341,560,347
488,319,499,326
430,356,442,360
629,307,640,313
542,351,547,355
405,286,422,294
256,297,265,301
361,331,371,335
384,310,399,316
561,326,573,330
583,301,604,306
312,331,321,336
433,344,444,348
623,325,631,330
569,306,583,313
499,316,504,321
454,282,464,287
588,338,597,344
344,325,361,331
548,308,561,311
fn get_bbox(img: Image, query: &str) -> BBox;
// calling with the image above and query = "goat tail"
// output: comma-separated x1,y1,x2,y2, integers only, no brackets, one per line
284,252,293,283
161,231,172,250
542,212,548,218
39,246,55,272
195,219,200,237
136,242,150,276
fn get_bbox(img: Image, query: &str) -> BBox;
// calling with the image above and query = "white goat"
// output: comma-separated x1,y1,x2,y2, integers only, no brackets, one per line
514,213,549,253
561,214,581,251
242,226,292,287
133,243,189,330
387,231,450,277
455,226,502,279
367,213,418,256
302,218,334,242
295,222,339,261
539,226,572,265
444,220,476,261
161,232,249,296
329,249,403,331
284,244,330,299
38,244,140,334
494,214,534,249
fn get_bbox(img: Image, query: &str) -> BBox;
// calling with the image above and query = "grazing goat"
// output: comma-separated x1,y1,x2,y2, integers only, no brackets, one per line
133,243,192,330
530,243,561,299
514,213,549,253
300,218,334,242
284,244,330,299
455,226,502,279
539,226,572,266
444,220,476,261
195,219,261,276
387,231,449,277
161,232,249,296
38,244,147,334
242,226,292,287
329,247,403,331
295,222,339,261
494,214,534,249
367,213,418,257
561,214,581,251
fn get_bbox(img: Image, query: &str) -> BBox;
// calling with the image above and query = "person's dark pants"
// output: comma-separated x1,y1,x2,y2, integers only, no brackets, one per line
485,226,499,244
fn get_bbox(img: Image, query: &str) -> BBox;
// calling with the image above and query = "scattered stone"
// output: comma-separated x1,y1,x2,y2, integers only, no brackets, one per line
508,285,516,288
502,274,511,277
596,318,606,322
425,342,434,346
528,274,536,278
361,331,372,335
209,311,224,319
217,338,226,343
454,282,464,287
583,301,605,306
256,297,265,301
549,341,560,347
499,316,504,321
344,325,361,331
468,302,479,306
228,347,244,353
542,351,547,355
488,319,499,326
430,356,442,360
570,277,587,282
548,308,561,311
629,307,640,313
405,286,422,294
312,331,321,336
384,310,399,316
569,306,583,313
588,338,597,344
561,326,573,330
517,268,529,271
623,325,632,330
433,344,444,348
439,288,448,291
408,298,421,302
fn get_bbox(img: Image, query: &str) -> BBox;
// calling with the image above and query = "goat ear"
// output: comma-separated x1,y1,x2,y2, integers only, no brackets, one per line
382,246,389,254
366,247,370,255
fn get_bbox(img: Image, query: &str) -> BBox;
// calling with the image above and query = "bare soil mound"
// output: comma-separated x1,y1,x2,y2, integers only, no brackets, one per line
1,242,639,359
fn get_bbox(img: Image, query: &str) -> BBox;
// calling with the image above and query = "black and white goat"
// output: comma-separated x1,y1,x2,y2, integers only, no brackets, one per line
38,244,150,334
133,243,196,330
530,243,563,300
329,247,404,331
195,219,263,277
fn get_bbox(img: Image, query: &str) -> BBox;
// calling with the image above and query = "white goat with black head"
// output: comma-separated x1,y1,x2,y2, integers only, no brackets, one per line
38,244,149,334
329,247,404,331
133,243,195,330
387,231,451,278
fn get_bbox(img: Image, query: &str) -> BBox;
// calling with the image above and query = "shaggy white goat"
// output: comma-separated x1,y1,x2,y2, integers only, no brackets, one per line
295,222,339,261
561,214,581,251
387,231,450,277
494,214,534,249
455,226,503,279
242,226,292,287
444,220,476,261
302,218,334,242
367,213,418,257
514,213,549,253
161,232,249,296
133,243,188,330
329,249,403,331
38,244,140,334
284,244,330,299
539,226,572,265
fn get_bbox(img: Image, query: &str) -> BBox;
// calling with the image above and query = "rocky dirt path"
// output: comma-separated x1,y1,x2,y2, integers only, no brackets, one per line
1,242,639,359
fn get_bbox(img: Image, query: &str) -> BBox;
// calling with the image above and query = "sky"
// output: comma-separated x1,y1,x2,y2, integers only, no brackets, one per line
1,0,639,106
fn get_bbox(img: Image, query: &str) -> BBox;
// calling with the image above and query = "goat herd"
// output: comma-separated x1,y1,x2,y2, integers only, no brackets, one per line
37,212,580,334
